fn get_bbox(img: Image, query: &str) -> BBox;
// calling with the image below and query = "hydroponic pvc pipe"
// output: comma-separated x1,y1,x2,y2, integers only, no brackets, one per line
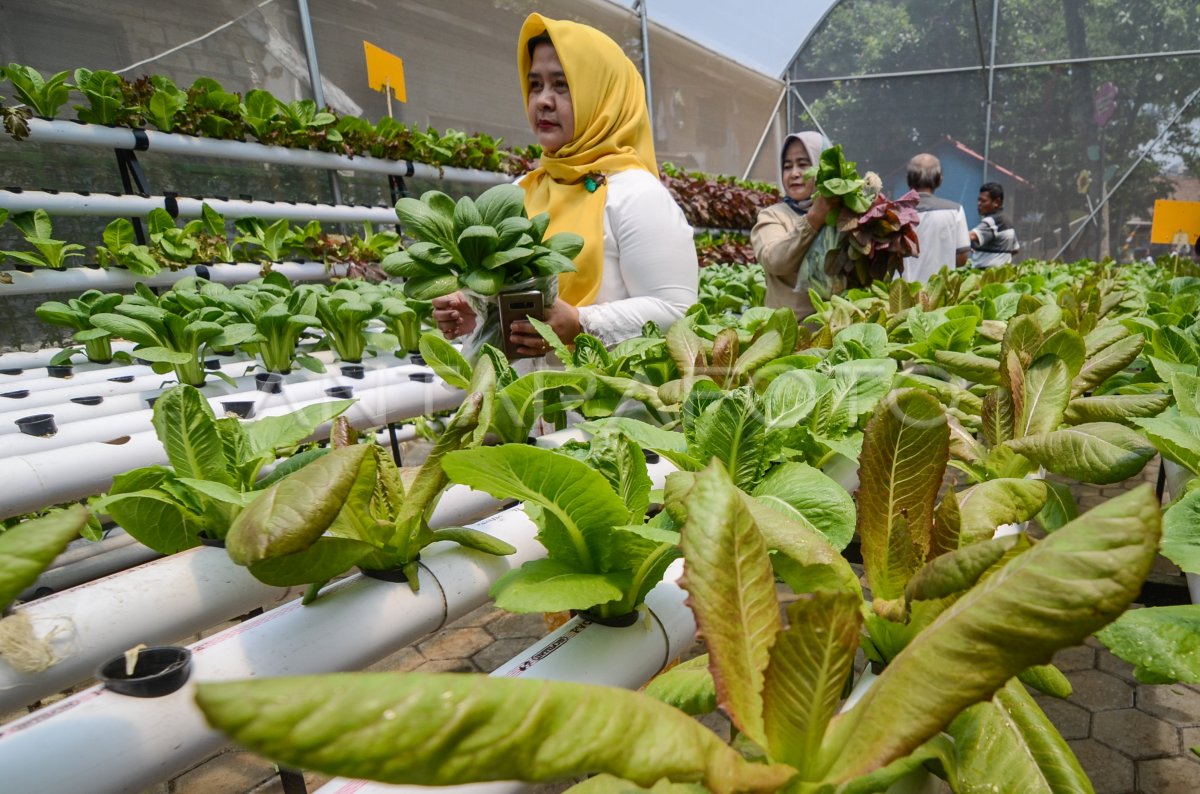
0,376,464,519
14,427,405,600
0,345,366,412
17,531,161,601
0,508,538,792
18,119,511,186
0,188,400,224
0,261,330,297
0,482,507,713
0,342,137,372
314,559,695,794
1,356,425,450
0,460,673,791
0,358,267,432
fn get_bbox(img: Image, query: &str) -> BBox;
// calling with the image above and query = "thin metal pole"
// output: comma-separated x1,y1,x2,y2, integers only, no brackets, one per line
981,0,1000,181
1054,85,1200,260
790,87,829,141
786,47,1200,85
296,0,342,205
636,1,654,134
742,83,788,181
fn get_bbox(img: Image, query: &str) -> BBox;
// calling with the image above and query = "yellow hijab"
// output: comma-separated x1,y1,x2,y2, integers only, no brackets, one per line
517,13,657,306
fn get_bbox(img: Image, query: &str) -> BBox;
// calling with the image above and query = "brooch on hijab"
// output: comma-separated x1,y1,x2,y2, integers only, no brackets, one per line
583,172,606,193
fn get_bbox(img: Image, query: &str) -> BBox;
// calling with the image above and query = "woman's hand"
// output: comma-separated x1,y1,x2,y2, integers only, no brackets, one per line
806,194,840,228
432,292,477,340
508,299,581,357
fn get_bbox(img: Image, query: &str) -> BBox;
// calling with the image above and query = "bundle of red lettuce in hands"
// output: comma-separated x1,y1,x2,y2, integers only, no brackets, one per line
807,145,920,289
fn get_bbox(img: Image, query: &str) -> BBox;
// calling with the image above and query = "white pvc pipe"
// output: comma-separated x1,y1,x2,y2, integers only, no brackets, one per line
316,559,696,794
0,459,674,791
2,355,251,394
0,342,137,372
0,355,278,432
0,355,264,411
17,119,511,186
0,189,399,224
17,427,405,600
0,261,330,297
1,356,423,450
0,377,464,519
0,508,539,792
18,532,162,601
0,482,507,713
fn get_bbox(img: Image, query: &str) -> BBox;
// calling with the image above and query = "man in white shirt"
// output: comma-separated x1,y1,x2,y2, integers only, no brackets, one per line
901,153,970,284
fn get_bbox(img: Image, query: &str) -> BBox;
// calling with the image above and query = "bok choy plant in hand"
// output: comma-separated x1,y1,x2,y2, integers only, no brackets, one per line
223,389,515,602
382,183,582,299
195,437,1161,792
90,385,352,554
441,426,677,622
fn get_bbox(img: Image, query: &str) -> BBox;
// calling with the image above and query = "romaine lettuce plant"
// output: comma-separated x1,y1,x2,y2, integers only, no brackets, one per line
194,458,1160,792
1,63,70,118
1,209,84,270
441,427,677,621
95,218,162,275
224,392,514,601
1095,482,1200,686
91,385,351,554
72,68,128,126
418,332,586,443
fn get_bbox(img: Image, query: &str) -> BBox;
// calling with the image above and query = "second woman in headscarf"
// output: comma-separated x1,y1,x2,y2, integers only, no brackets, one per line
751,131,839,320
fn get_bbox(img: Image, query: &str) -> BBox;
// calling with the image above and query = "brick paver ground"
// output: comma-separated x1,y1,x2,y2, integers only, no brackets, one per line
114,457,1199,793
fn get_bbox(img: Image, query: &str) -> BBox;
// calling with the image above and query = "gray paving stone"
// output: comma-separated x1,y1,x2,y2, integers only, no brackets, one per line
365,645,425,673
1097,646,1141,684
454,602,504,628
1093,709,1180,759
472,636,544,672
1138,685,1200,727
1068,739,1136,794
1068,669,1135,712
412,658,478,673
1034,695,1092,740
417,627,494,660
484,610,551,640
169,749,276,794
1180,726,1200,753
1136,756,1200,793
1055,644,1097,672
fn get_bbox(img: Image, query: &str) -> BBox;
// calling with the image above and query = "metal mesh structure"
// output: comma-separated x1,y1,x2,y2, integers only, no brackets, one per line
0,0,785,198
781,0,1200,261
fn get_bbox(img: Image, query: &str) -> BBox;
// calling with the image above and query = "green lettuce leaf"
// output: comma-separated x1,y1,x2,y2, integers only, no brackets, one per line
195,672,796,793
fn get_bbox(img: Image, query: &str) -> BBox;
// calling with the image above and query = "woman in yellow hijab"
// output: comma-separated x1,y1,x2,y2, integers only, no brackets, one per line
434,13,697,356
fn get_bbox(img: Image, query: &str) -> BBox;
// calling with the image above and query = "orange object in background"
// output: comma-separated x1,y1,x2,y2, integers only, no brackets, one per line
1150,199,1200,245
364,41,406,102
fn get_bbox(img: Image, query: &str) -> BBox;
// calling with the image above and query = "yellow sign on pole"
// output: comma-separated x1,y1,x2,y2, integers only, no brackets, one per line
364,41,406,103
1150,199,1200,245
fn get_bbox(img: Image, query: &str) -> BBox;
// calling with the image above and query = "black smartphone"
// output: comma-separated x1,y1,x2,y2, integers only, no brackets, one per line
497,290,546,359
